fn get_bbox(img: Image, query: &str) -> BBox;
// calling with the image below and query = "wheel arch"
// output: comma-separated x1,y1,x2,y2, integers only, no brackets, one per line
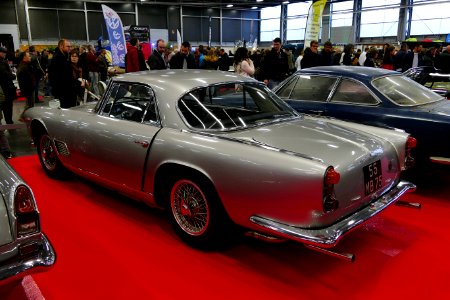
30,119,48,145
153,163,217,208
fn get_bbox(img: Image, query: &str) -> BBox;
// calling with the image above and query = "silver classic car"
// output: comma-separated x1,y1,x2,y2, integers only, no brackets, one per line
0,156,55,284
25,70,417,260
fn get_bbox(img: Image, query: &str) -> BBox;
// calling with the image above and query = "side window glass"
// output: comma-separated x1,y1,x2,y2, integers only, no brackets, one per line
277,77,298,98
331,79,378,105
291,75,336,102
102,83,155,123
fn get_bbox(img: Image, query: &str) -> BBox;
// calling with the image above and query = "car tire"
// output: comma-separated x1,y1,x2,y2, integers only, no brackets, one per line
37,133,65,178
167,175,230,250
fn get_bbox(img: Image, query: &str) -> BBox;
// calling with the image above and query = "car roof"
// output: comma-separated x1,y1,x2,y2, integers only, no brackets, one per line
111,69,258,97
297,66,400,82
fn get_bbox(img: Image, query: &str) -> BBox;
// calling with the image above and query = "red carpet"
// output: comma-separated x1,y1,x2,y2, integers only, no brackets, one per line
6,155,450,299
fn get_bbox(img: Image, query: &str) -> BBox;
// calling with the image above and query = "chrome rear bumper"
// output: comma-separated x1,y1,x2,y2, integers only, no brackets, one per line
0,233,56,283
250,180,416,248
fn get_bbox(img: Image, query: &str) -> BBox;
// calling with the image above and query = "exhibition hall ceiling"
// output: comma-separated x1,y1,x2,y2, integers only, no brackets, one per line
57,0,314,9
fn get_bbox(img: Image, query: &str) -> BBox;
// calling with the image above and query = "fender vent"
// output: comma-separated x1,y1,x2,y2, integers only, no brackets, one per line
54,140,70,156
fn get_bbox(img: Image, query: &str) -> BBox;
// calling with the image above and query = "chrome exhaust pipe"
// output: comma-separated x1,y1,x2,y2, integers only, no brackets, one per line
245,231,287,243
304,244,355,263
396,200,421,209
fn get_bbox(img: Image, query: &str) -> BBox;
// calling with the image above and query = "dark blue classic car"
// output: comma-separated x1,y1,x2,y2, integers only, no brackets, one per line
274,66,450,166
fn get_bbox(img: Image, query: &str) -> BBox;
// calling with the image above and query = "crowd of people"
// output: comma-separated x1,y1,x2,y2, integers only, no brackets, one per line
298,39,450,73
1,36,450,159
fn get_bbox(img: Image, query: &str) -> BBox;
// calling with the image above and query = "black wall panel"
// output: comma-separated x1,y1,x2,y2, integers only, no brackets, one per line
201,17,219,42
10,1,259,44
56,2,84,10
119,13,136,26
183,7,219,18
86,3,135,13
15,0,28,38
87,12,107,41
183,17,201,42
29,9,59,39
138,6,167,28
167,7,180,41
222,19,241,42
222,9,243,19
58,11,86,40
0,0,17,24
28,0,56,9
242,11,259,19
242,19,258,43
29,0,83,10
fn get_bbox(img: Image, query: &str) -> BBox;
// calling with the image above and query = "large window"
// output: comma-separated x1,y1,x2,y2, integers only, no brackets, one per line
410,0,450,35
260,5,281,42
331,1,353,27
360,0,400,38
286,2,311,41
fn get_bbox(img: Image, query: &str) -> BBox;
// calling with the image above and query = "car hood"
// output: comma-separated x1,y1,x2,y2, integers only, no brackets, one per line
222,118,387,167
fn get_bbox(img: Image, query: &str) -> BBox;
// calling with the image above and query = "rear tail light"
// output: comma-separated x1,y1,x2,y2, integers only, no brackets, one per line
405,136,417,169
14,185,39,237
323,167,340,213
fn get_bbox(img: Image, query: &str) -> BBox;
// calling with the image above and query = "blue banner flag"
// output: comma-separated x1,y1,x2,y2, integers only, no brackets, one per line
101,5,126,68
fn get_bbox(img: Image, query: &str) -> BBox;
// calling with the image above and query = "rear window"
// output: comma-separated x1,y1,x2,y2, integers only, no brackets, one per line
178,83,297,130
372,75,443,106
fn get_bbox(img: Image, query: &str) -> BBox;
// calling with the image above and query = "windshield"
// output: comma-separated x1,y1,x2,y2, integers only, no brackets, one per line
372,75,443,106
178,82,298,130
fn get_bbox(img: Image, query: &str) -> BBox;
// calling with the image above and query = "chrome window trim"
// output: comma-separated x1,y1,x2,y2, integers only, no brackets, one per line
97,80,161,126
329,76,382,106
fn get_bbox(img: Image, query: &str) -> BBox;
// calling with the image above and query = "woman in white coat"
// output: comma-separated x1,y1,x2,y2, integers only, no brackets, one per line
233,47,255,78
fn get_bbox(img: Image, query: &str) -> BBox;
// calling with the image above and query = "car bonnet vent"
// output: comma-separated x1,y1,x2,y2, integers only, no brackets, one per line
54,140,70,156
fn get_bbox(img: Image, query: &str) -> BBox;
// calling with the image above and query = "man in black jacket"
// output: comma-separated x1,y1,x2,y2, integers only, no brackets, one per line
301,40,320,69
261,37,289,89
218,49,231,71
0,47,16,124
48,39,73,108
147,39,167,70
402,43,423,72
169,41,196,69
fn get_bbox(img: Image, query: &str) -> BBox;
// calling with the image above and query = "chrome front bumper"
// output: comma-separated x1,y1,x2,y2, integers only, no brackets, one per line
250,180,416,248
0,233,56,283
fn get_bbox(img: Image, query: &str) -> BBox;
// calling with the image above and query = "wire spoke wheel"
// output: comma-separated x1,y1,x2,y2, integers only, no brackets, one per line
39,134,57,172
171,179,210,236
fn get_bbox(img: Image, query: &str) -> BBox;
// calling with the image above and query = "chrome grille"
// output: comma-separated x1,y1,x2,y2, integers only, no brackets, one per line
54,140,70,156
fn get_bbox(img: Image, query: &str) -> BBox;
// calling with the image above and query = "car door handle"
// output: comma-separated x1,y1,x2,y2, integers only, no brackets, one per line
134,140,150,148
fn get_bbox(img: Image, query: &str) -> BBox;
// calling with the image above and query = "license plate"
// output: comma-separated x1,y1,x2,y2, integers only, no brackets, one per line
363,160,383,196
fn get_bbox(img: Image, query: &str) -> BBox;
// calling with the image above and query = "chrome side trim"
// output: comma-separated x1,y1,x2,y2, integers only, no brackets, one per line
0,233,56,283
430,156,450,165
250,181,416,248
